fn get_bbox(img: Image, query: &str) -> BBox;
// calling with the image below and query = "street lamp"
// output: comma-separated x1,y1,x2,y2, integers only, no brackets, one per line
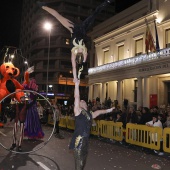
44,22,52,98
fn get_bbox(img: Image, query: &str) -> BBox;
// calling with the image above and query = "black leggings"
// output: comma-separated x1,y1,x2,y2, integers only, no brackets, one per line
72,0,111,44
55,120,59,134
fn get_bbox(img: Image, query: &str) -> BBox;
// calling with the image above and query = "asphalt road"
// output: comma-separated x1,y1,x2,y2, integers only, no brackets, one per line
0,124,170,170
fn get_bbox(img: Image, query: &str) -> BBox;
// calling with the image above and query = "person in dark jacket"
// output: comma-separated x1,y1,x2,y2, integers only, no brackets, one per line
126,106,138,124
138,107,152,125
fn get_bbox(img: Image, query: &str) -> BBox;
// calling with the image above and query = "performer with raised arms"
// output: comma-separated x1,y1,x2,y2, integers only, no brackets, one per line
70,78,114,169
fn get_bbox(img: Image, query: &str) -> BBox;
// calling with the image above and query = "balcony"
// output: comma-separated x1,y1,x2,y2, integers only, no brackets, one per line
88,48,170,75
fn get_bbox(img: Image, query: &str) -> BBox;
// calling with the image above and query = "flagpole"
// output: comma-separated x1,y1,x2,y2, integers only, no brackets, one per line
145,18,156,54
154,19,160,52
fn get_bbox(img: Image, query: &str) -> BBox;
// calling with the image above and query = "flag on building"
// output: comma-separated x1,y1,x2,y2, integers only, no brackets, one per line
154,20,160,52
145,19,156,54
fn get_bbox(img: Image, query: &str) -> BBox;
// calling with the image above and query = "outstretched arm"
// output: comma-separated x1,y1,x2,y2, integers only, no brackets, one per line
42,6,74,33
92,107,115,119
74,79,81,116
71,52,78,82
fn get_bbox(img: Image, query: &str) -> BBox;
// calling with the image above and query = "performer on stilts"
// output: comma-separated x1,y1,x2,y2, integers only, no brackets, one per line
24,78,44,140
10,96,32,152
37,0,114,81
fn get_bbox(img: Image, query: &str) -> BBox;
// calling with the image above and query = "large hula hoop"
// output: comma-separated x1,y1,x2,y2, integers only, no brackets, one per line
0,89,56,154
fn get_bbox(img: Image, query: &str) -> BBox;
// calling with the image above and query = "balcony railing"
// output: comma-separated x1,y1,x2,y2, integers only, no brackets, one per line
88,48,170,75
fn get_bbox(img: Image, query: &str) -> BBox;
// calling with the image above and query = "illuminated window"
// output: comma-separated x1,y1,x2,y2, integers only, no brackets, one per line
104,50,109,64
103,46,111,64
135,38,143,55
165,29,170,48
118,45,124,61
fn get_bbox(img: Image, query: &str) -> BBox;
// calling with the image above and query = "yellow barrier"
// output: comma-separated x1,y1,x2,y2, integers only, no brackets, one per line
100,120,123,141
66,116,75,130
126,123,162,150
59,116,67,128
163,128,170,153
90,120,100,136
57,118,170,153
48,114,54,125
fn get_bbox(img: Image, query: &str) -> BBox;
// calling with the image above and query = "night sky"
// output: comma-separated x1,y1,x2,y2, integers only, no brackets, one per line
0,0,23,51
0,0,141,51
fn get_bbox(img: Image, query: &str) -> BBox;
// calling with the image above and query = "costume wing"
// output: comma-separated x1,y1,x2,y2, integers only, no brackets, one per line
42,6,74,33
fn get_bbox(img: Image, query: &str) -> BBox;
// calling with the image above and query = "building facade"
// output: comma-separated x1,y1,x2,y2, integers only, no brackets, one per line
88,0,170,109
18,0,115,104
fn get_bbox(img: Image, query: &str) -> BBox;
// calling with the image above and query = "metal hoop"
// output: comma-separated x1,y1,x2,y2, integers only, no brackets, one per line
0,90,56,154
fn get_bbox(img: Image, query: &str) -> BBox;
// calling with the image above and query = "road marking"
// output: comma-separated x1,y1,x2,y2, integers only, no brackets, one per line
0,131,6,136
37,162,51,170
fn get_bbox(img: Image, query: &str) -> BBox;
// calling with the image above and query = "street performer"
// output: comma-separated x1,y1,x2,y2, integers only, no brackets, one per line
69,78,115,170
10,95,35,152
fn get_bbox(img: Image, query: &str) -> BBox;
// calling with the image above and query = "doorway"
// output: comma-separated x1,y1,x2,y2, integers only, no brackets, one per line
167,82,170,105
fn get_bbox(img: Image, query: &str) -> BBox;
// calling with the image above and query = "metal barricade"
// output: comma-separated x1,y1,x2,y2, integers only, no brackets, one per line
48,114,54,125
126,123,162,150
58,118,170,153
90,120,100,136
163,127,170,153
59,116,67,128
66,116,75,130
100,120,123,141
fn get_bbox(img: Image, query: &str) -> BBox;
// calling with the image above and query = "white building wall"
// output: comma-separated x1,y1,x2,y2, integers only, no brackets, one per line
88,0,170,109
93,84,100,100
108,81,117,102
158,76,170,106
123,79,135,104
143,77,150,107
149,76,158,94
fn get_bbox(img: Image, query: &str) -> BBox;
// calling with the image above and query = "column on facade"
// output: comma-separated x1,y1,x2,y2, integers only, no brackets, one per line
102,82,106,104
143,77,149,107
99,83,102,103
88,84,93,101
117,80,123,108
93,84,100,101
137,77,143,109
107,81,116,102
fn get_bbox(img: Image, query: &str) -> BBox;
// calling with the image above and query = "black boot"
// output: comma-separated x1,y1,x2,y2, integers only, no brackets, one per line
55,133,64,139
17,146,22,152
10,143,16,150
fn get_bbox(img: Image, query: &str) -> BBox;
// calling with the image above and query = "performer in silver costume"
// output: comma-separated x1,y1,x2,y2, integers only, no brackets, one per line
70,79,114,170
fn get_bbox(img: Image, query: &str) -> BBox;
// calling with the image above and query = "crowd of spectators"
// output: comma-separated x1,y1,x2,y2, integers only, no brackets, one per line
25,97,170,156
3,97,170,131
86,97,170,130
85,97,170,155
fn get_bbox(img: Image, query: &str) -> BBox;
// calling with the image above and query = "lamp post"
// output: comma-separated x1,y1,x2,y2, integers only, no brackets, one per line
65,70,72,100
44,22,52,98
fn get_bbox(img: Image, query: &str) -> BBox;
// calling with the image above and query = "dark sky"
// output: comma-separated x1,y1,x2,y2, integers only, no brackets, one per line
115,0,141,12
0,0,141,51
0,0,23,51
